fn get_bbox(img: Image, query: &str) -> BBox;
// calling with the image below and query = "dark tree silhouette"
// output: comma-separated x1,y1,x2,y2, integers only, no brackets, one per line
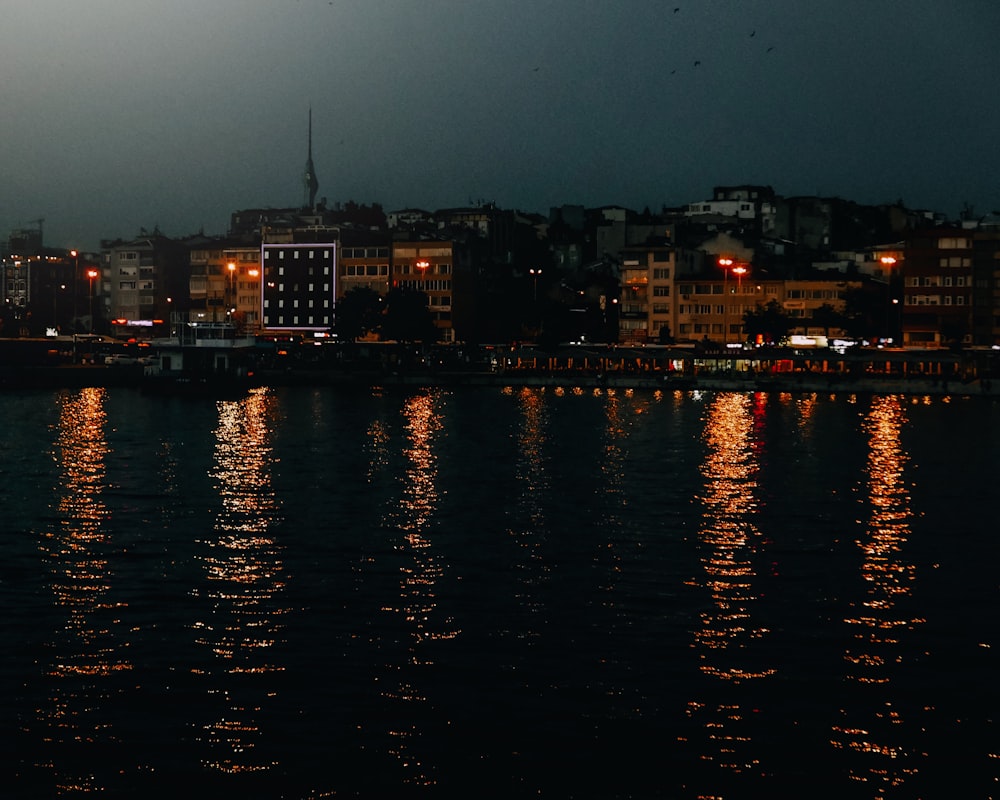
811,302,843,338
335,286,383,341
841,286,882,340
743,300,791,345
381,287,439,343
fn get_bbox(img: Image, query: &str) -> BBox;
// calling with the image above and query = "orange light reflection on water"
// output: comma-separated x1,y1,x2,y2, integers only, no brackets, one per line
830,395,925,788
380,391,460,788
686,392,774,777
193,388,285,776
509,388,550,624
35,388,131,795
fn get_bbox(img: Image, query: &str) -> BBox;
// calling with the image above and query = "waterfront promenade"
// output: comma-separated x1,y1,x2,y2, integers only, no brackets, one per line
2,338,998,396
1,361,997,397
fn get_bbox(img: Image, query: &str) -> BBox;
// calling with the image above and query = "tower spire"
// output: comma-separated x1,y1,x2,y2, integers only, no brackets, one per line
303,107,319,210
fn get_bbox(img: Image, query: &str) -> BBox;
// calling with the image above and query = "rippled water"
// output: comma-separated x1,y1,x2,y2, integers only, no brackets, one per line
2,385,998,798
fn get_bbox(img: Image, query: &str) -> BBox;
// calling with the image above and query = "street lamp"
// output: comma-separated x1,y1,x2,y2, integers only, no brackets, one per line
732,265,747,344
227,262,236,322
880,256,897,343
718,257,734,345
54,283,65,332
86,269,99,333
70,250,79,331
529,267,542,303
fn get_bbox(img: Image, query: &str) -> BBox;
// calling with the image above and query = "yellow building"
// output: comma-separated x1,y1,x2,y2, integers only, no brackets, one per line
188,244,261,332
619,243,675,343
392,240,455,342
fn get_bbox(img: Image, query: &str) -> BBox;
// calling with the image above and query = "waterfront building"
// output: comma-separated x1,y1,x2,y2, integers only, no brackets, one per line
675,274,784,345
901,228,975,348
782,278,863,341
392,239,455,342
338,232,391,299
619,240,675,344
260,239,337,334
187,240,261,332
100,234,186,339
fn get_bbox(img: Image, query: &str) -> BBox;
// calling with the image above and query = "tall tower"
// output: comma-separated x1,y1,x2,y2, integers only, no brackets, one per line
303,107,319,210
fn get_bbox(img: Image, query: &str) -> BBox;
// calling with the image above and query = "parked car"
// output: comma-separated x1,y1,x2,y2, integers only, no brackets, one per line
105,354,138,366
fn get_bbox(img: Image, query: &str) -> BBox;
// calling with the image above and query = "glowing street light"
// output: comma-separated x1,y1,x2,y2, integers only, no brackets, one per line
70,249,79,330
880,255,898,343
86,268,99,333
717,258,750,347
717,257,734,345
529,267,543,303
227,262,237,321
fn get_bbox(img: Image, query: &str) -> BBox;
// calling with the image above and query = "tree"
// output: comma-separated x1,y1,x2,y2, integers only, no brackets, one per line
811,303,843,339
743,300,791,345
841,286,882,340
940,319,968,351
381,287,439,343
335,286,383,341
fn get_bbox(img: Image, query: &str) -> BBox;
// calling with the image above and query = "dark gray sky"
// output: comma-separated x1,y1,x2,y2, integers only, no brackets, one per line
3,0,998,251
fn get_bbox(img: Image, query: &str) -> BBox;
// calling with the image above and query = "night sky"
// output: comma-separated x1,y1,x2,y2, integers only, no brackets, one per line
3,0,998,250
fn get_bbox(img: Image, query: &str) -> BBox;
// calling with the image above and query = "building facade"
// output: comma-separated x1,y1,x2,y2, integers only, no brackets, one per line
188,242,262,332
101,235,186,338
392,240,455,342
901,229,975,348
619,243,675,344
260,242,337,332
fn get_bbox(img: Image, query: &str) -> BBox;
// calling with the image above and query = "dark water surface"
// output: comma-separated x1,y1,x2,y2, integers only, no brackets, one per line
2,385,998,798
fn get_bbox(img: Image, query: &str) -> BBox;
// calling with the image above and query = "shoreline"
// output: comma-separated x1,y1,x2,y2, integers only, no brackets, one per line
1,364,996,398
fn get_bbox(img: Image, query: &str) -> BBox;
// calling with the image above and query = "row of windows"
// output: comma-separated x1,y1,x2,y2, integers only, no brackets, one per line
263,298,333,309
907,275,969,287
264,249,333,260
678,303,758,315
906,295,967,305
786,289,842,299
344,264,390,276
267,283,332,293
396,279,453,291
264,314,333,326
399,263,451,275
677,284,764,296
939,257,972,267
394,247,451,258
341,247,390,259
273,266,333,277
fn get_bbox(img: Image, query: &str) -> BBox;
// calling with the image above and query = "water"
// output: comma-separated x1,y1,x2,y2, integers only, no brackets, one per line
2,385,998,799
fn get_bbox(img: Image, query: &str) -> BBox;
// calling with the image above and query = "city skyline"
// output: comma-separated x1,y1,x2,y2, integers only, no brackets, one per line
3,0,999,251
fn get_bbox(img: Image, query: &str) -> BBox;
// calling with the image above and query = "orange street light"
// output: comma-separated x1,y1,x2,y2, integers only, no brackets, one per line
529,267,543,302
717,257,738,344
86,268,99,333
880,256,898,343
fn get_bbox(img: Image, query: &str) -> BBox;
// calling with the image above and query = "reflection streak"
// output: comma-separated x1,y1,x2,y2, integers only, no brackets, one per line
831,395,924,790
193,388,286,775
687,392,774,779
35,388,131,795
509,388,550,632
380,391,459,787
